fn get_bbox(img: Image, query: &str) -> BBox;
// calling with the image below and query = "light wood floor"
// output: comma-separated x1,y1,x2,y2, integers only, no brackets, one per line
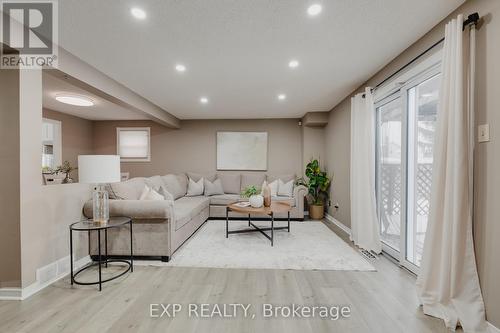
0,221,455,333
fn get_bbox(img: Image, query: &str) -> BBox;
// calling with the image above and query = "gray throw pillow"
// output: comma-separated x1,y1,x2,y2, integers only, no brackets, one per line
204,178,224,196
186,178,204,196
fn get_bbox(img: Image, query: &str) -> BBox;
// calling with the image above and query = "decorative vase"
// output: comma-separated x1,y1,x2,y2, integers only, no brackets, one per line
62,174,73,184
262,181,271,207
309,204,325,220
249,194,264,208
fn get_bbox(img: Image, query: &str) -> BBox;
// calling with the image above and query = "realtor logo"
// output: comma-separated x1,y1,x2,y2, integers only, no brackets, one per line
1,0,58,68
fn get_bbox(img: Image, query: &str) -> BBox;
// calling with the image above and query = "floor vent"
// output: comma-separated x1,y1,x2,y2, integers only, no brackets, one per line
360,249,377,260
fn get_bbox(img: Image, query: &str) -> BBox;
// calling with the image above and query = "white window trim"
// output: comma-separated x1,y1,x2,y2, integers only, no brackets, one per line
42,118,62,168
116,127,151,162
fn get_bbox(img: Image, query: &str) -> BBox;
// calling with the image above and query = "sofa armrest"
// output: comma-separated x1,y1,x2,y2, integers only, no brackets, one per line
293,185,308,215
83,199,174,220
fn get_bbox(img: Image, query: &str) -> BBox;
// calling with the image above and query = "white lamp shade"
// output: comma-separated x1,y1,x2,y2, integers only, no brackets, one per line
78,155,121,184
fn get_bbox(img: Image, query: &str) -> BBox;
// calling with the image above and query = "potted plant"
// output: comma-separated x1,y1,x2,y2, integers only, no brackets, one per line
54,161,78,184
241,185,264,208
298,159,332,219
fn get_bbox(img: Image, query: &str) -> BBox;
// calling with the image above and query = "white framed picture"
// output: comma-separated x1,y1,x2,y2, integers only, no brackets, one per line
216,132,268,171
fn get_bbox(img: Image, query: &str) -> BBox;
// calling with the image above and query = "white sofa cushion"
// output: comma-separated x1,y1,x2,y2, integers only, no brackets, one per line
277,179,294,197
108,177,146,200
273,196,295,207
145,175,164,191
204,178,224,196
209,194,241,206
174,196,210,230
217,173,241,194
187,172,216,182
161,174,187,200
241,173,266,192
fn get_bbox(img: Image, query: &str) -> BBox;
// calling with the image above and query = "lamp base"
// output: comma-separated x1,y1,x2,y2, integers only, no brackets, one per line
93,185,109,223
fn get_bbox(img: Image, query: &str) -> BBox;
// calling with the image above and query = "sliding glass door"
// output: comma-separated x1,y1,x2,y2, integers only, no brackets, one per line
375,66,440,273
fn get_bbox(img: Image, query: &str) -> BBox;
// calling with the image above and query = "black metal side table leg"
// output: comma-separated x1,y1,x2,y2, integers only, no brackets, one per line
130,220,134,272
70,228,74,285
226,207,229,238
248,213,251,227
288,211,290,232
271,212,274,247
105,228,108,268
97,229,102,291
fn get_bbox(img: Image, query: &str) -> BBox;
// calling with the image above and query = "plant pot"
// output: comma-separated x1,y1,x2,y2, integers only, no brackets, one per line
309,204,325,220
249,195,264,208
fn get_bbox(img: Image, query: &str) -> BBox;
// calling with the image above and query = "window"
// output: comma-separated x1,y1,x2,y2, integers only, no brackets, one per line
117,127,151,162
375,55,441,274
42,118,62,170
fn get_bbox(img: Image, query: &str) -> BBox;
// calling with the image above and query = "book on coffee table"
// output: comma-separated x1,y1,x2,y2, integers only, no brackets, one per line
233,201,251,208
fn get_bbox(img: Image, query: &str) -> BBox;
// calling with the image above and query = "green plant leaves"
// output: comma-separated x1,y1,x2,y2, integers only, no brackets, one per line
304,159,332,205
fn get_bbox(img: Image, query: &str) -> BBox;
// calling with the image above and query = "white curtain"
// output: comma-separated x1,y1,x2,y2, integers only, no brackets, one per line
416,15,487,332
350,87,382,254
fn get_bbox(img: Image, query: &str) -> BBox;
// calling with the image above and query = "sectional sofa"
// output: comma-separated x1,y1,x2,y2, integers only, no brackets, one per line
83,172,307,261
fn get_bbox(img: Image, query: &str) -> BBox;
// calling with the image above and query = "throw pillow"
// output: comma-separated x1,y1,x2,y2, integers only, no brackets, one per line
186,177,204,196
204,178,224,196
262,180,278,197
139,185,165,201
158,186,175,201
277,179,294,197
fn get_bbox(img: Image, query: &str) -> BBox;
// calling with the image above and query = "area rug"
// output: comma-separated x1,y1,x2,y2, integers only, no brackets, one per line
148,220,375,271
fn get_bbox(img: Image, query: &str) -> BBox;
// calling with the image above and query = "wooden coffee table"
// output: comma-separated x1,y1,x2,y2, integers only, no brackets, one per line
225,201,291,246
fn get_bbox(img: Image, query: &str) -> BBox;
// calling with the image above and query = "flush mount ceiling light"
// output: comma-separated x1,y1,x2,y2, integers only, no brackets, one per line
131,7,146,19
278,94,287,101
200,97,209,104
307,4,322,16
288,60,299,68
55,95,94,107
175,64,186,72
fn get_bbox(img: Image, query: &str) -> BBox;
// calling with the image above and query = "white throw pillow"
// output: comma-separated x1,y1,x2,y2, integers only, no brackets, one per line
204,178,224,196
277,179,294,197
186,177,204,196
139,185,165,201
262,180,278,197
158,186,175,201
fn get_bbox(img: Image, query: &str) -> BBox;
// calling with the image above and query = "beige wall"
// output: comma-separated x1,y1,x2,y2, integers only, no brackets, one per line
325,98,351,225
324,0,500,326
42,108,94,182
93,119,304,178
0,69,22,288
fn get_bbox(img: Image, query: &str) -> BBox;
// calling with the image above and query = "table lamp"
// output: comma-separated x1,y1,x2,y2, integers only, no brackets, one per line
78,155,121,223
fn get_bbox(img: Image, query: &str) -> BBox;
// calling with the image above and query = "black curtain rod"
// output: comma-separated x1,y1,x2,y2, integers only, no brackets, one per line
362,12,480,98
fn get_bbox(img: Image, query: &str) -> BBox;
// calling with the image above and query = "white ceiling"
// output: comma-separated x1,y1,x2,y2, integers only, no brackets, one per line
57,0,464,120
43,73,149,121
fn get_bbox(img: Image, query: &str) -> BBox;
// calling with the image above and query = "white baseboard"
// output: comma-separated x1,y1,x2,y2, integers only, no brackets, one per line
324,213,351,236
0,255,91,301
488,321,500,333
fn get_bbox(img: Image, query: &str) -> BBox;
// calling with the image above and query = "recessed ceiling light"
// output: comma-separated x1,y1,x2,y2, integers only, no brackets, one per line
288,60,299,68
175,64,186,72
200,97,209,104
55,95,94,107
307,4,322,16
278,94,286,101
131,7,146,20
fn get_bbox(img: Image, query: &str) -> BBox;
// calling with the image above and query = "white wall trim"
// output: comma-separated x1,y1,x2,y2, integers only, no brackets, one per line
324,213,351,236
488,321,500,333
0,288,23,300
0,255,91,301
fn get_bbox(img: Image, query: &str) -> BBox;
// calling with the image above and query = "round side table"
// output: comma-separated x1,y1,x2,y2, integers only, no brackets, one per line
69,216,133,291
